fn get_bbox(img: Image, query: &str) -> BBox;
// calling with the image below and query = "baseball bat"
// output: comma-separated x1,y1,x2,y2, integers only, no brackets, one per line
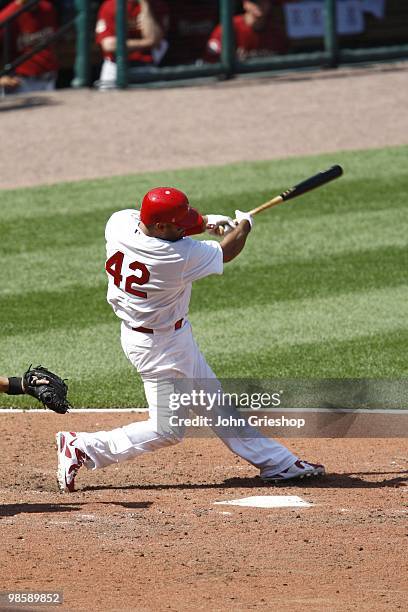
217,165,343,235
248,164,343,217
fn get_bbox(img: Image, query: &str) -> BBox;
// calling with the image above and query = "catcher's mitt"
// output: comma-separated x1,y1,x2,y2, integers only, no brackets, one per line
24,365,71,414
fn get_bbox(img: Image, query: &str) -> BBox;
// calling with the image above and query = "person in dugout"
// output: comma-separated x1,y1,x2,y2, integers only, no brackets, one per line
0,0,58,93
95,0,169,89
204,0,288,62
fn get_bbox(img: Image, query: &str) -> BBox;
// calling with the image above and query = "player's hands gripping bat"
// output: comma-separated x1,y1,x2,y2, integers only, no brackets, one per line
205,214,236,236
218,165,343,235
24,365,71,414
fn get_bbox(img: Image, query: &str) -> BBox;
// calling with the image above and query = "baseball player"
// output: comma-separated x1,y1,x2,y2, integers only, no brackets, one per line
95,0,169,89
56,188,325,492
0,0,58,93
204,0,288,63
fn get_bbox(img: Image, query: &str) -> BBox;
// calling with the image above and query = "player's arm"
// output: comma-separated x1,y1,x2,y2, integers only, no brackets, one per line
0,375,24,394
101,0,165,53
220,210,253,263
203,24,222,63
0,372,49,394
102,32,163,53
186,209,252,261
0,376,11,393
0,75,21,90
134,0,165,47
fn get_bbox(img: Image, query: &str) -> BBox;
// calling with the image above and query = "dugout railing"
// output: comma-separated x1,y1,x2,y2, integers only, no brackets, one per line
2,0,408,88
77,0,408,89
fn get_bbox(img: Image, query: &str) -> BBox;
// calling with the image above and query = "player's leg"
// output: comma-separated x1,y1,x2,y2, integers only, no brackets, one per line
15,74,56,93
56,326,190,490
56,376,186,491
189,336,324,480
73,376,185,470
95,58,117,90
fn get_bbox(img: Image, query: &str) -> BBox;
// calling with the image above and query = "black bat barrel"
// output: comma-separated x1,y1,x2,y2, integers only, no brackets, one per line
280,165,343,201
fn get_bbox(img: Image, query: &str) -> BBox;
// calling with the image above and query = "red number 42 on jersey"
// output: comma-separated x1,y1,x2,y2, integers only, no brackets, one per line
105,251,150,298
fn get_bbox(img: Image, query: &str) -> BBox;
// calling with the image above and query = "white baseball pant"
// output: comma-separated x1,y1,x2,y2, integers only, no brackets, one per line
78,321,297,474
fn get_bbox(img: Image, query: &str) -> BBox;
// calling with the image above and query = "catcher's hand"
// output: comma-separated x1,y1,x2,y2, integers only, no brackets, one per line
23,365,71,414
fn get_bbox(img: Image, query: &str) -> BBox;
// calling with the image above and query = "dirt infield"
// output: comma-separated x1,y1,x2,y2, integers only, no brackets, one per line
1,413,407,611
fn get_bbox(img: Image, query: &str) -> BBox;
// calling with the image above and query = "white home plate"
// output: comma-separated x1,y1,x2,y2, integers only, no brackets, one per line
214,495,312,508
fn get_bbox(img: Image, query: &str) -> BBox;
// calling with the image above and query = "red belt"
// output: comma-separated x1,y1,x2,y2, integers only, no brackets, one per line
132,318,183,334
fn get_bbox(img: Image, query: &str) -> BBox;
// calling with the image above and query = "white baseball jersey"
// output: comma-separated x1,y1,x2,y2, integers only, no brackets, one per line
105,209,223,329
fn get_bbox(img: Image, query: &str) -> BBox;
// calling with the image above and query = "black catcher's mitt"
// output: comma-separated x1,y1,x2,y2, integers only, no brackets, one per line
24,365,71,414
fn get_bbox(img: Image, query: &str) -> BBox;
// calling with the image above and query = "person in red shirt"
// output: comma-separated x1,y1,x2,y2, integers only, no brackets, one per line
95,0,169,89
0,0,58,93
204,0,288,63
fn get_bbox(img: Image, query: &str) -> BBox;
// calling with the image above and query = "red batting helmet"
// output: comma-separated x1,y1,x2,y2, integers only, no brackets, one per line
140,187,202,229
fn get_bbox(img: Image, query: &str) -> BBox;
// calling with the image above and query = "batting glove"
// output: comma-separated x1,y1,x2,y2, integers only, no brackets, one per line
235,209,254,228
206,214,236,236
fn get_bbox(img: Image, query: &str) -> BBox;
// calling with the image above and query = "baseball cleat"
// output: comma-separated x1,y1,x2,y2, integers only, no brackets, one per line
260,460,325,483
56,431,88,492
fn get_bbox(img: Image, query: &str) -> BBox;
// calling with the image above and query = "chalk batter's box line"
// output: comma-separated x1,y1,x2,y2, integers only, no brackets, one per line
0,408,406,415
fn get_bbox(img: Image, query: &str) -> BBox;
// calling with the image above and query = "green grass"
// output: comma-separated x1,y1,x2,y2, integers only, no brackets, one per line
1,145,407,407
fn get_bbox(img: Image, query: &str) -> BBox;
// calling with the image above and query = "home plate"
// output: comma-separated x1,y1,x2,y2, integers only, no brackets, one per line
214,496,312,508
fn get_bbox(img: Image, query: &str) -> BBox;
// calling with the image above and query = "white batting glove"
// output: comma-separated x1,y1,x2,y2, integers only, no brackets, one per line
206,214,236,236
235,209,253,228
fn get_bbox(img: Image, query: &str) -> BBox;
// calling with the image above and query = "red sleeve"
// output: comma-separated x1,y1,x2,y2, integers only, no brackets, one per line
0,1,18,21
95,0,115,45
